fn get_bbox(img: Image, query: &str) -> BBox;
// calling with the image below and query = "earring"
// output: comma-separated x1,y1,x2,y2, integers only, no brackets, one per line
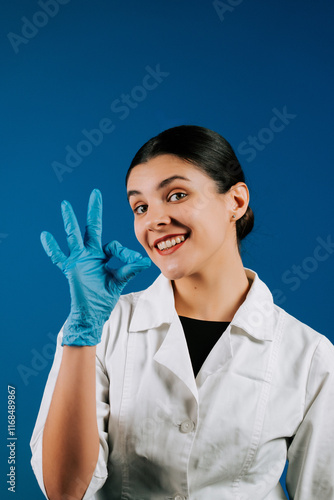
232,214,236,219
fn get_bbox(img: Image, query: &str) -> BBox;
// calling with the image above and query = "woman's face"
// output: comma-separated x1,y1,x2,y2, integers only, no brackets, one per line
126,154,242,281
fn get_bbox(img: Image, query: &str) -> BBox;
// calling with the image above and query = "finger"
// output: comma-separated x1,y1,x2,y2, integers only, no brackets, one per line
61,200,84,253
84,189,102,251
110,258,151,285
41,231,67,269
104,240,145,265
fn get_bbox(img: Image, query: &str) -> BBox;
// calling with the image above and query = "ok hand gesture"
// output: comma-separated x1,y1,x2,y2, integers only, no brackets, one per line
41,189,151,346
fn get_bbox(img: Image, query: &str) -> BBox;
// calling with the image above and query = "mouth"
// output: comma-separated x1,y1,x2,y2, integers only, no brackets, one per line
154,233,189,254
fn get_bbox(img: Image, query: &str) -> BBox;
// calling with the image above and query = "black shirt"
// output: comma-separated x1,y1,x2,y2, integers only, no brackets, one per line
179,316,230,377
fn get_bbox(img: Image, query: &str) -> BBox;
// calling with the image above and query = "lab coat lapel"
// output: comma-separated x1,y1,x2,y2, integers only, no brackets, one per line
154,315,199,402
129,274,198,401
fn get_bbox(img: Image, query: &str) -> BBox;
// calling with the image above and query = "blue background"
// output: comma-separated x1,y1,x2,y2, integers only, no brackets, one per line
1,0,333,498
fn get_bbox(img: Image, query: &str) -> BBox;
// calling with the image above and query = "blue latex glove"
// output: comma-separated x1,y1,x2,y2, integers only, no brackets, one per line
40,189,151,346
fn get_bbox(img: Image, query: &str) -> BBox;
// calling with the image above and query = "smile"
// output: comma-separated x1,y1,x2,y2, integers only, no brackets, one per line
157,235,186,251
153,233,189,255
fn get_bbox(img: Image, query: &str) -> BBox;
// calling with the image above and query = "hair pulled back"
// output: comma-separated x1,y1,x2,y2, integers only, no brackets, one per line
126,125,254,246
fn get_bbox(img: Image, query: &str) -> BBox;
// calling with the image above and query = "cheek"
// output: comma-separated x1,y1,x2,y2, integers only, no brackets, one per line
187,181,219,212
134,221,153,253
134,222,144,246
183,201,224,231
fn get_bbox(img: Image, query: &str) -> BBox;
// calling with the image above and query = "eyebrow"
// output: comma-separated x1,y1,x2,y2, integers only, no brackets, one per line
127,175,191,200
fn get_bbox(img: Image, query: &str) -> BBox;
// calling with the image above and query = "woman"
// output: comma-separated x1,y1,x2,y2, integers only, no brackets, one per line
31,126,334,500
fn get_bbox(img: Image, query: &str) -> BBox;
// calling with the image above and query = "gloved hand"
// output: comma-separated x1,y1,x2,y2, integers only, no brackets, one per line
40,189,151,346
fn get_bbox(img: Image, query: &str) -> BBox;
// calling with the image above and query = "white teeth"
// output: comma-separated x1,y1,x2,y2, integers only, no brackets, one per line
157,235,186,251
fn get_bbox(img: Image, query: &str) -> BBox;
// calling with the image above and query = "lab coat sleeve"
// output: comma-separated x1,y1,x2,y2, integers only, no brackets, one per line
30,326,110,499
286,335,334,499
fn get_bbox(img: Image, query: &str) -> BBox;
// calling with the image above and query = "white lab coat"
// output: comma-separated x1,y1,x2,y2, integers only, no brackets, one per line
30,269,334,499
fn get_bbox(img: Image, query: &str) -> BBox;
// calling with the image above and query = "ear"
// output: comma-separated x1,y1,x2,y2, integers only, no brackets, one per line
227,182,249,220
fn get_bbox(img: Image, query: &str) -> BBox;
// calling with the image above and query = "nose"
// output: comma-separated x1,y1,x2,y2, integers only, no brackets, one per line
145,203,171,230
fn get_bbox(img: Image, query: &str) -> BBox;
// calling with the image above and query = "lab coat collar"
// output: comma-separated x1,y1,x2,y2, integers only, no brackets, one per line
129,268,275,343
129,273,176,332
231,268,276,342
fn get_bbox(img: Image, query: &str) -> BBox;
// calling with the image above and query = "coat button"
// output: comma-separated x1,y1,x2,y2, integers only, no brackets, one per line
180,419,195,433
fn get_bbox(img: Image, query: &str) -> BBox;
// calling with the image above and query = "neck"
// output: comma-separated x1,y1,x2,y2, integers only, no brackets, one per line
172,250,250,322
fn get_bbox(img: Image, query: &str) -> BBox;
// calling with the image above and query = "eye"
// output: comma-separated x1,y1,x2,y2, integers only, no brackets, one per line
168,192,187,202
134,204,148,215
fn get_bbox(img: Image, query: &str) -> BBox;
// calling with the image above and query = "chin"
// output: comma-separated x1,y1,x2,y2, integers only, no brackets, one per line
158,264,188,281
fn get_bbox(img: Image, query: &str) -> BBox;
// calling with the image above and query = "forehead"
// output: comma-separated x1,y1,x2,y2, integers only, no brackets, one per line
127,154,211,188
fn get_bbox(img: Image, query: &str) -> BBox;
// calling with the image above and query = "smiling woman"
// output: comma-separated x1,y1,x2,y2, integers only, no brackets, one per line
31,125,334,500
125,127,253,319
